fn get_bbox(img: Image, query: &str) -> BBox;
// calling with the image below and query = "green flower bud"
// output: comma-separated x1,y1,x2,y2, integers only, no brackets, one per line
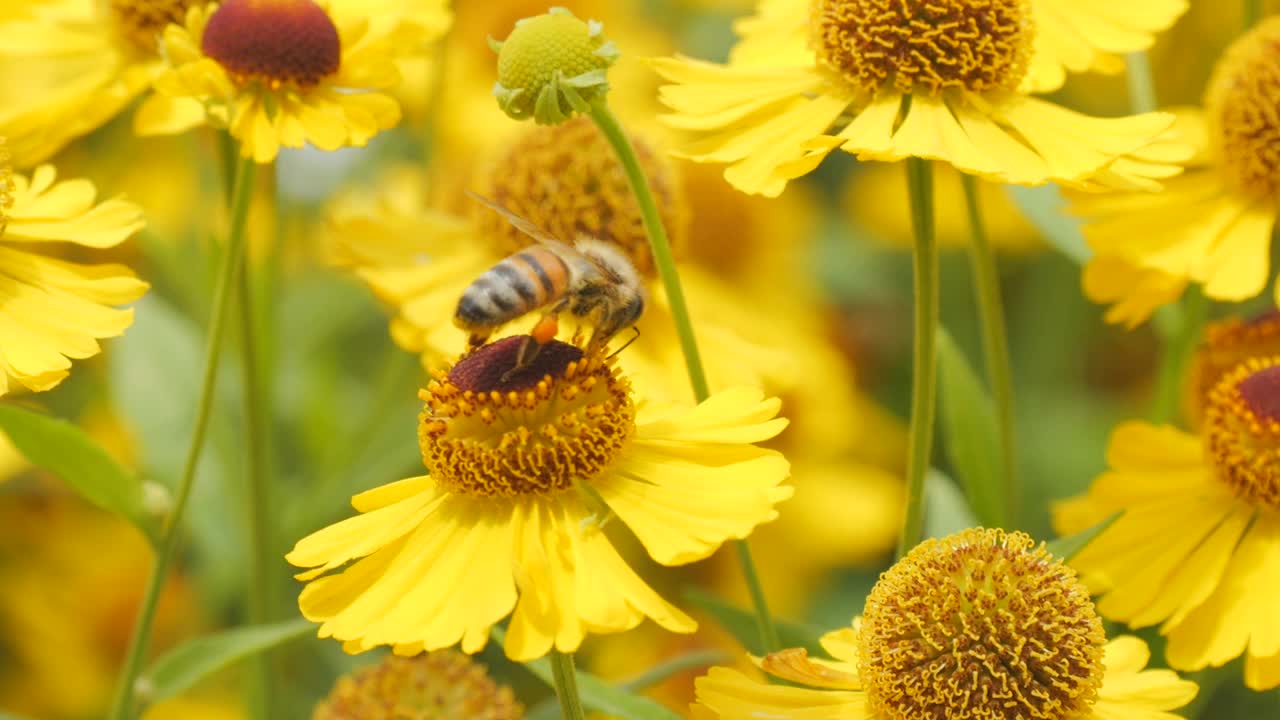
491,7,618,125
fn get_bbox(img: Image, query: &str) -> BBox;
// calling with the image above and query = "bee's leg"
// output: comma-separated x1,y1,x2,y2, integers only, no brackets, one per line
606,327,641,359
501,307,564,382
466,330,491,350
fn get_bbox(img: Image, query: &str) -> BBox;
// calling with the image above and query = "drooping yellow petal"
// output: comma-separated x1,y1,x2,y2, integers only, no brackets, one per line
727,0,812,68
1081,254,1188,328
695,666,869,720
1092,636,1199,719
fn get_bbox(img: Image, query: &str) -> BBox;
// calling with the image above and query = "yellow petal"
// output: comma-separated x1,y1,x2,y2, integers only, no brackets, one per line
695,666,869,719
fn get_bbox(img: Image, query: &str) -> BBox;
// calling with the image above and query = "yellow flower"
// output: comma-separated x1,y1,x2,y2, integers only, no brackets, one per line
0,493,201,719
0,145,147,396
1072,19,1280,325
136,0,436,162
693,528,1198,720
1054,356,1280,689
653,0,1189,197
313,651,523,719
287,337,791,661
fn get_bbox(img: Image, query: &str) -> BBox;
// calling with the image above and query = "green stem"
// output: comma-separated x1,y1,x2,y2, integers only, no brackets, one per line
960,175,1016,527
107,156,259,720
897,157,939,558
549,650,587,720
218,131,272,720
1245,0,1264,28
1124,52,1158,114
586,99,778,652
586,100,708,400
238,264,272,720
1151,288,1207,423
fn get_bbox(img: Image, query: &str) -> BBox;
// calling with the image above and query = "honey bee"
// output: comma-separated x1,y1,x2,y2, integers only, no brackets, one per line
456,192,647,369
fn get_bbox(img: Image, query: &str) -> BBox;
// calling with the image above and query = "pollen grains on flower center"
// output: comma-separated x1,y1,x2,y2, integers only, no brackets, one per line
108,0,199,53
1205,16,1280,200
472,116,687,277
201,0,340,89
417,336,635,497
859,528,1105,720
1204,356,1280,511
1187,312,1280,422
811,0,1034,95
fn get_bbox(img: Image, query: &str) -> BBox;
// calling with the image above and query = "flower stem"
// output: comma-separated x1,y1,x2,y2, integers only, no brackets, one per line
1245,0,1263,28
1151,287,1207,423
586,100,708,400
107,156,259,720
238,263,272,720
960,175,1017,527
586,99,779,652
897,157,939,558
549,650,587,720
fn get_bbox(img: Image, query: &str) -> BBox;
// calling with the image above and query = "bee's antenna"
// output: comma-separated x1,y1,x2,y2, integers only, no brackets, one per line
607,327,641,358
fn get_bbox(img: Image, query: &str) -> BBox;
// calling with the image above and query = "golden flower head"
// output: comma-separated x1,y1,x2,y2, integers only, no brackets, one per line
288,333,790,661
418,336,633,497
108,0,199,53
491,7,619,125
312,651,523,720
860,528,1105,720
472,116,686,276
201,0,341,89
1205,16,1280,200
813,0,1034,95
1203,356,1280,511
1186,312,1280,422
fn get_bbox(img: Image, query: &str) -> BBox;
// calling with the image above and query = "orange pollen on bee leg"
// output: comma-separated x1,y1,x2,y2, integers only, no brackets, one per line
532,315,560,345
417,336,635,497
201,0,340,89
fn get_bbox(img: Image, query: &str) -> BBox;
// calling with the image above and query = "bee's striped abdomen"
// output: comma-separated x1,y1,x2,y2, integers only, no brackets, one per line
454,246,570,330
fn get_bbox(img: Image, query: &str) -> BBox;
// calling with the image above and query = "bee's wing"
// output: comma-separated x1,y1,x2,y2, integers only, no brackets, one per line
466,190,570,248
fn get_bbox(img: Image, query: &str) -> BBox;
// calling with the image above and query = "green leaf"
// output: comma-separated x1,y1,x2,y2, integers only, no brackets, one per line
936,329,1005,527
525,648,728,720
0,404,155,542
923,469,979,539
490,628,681,720
1006,184,1090,264
142,617,313,702
1045,511,1122,561
684,588,825,656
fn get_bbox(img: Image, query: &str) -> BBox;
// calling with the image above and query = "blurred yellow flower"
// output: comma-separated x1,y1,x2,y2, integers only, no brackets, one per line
1054,359,1280,688
0,493,200,719
313,651,523,719
694,528,1198,720
139,0,413,162
1073,19,1280,325
288,338,791,661
653,0,1189,196
0,146,147,396
0,0,447,166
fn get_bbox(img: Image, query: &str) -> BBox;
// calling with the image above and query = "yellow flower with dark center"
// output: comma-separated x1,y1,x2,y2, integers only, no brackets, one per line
313,651,523,720
287,336,791,661
1184,312,1280,424
1055,356,1280,689
0,0,448,166
692,528,1198,720
1074,18,1280,325
140,0,402,162
653,0,1189,197
0,140,147,395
